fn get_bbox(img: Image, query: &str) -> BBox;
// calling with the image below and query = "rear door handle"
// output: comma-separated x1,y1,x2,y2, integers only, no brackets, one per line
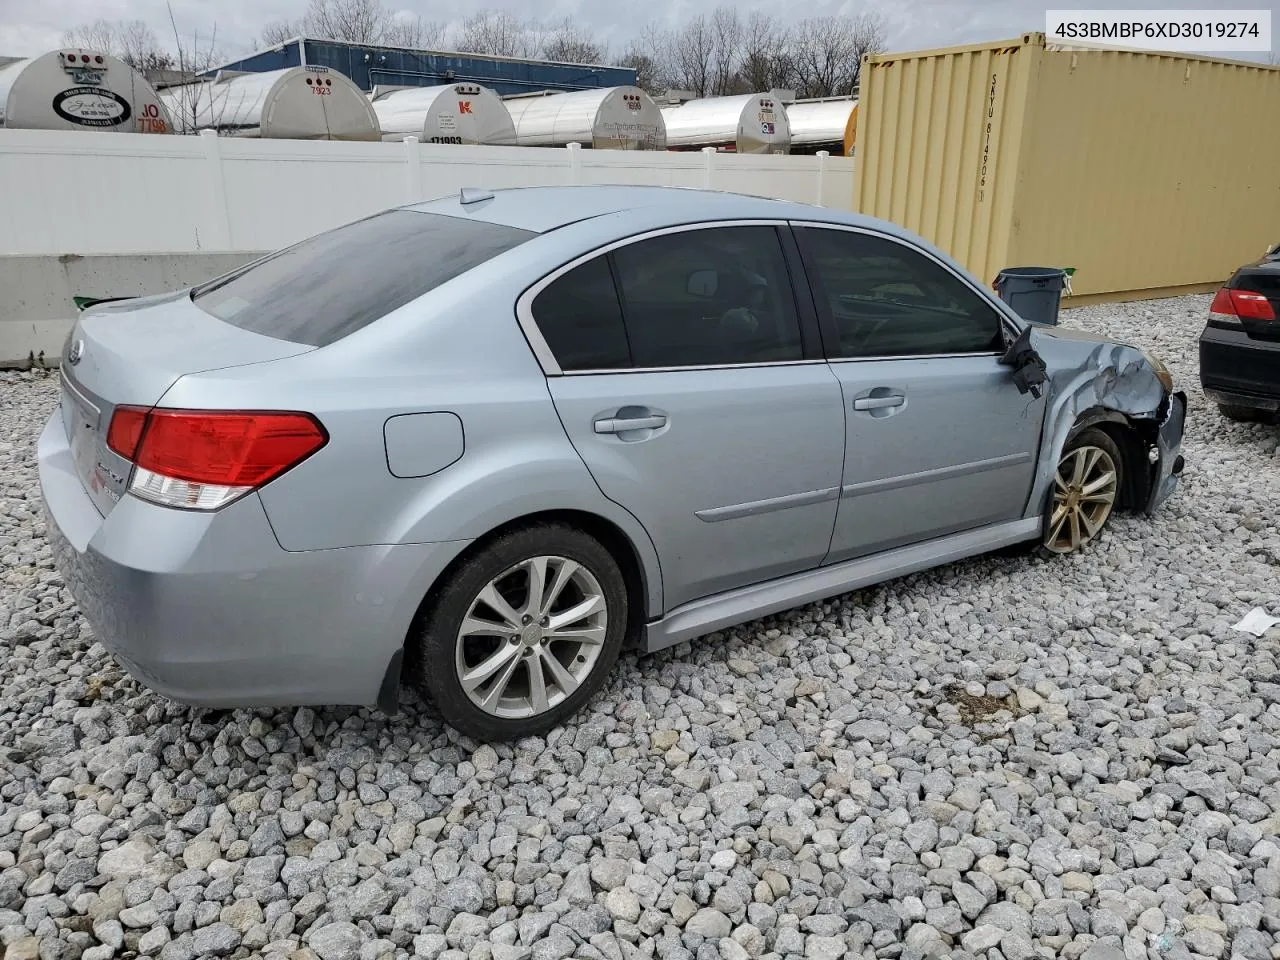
594,414,668,434
853,395,905,411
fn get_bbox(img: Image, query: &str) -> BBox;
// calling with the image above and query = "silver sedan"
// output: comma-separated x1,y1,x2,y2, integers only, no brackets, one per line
39,185,1186,740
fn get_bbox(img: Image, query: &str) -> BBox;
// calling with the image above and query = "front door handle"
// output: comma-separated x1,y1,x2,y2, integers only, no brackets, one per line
594,414,668,434
853,395,905,411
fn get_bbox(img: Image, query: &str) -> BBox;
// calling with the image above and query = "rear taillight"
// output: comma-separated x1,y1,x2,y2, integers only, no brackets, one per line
106,407,327,510
1210,287,1275,321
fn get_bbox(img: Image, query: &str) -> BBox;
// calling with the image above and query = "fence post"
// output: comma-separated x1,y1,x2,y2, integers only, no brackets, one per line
404,136,422,202
566,142,582,185
815,150,830,207
702,146,716,189
199,130,232,250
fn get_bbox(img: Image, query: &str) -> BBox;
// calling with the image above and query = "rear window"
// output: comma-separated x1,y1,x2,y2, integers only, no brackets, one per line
1237,270,1280,297
192,210,535,346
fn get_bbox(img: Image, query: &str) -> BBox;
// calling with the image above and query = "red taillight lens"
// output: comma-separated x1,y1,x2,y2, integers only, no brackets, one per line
106,405,149,459
134,410,327,486
105,408,327,508
1209,288,1234,316
1230,290,1275,321
1210,287,1276,321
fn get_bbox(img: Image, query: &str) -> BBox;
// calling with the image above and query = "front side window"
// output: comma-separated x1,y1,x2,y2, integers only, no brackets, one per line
798,228,1003,358
193,210,534,347
611,226,804,368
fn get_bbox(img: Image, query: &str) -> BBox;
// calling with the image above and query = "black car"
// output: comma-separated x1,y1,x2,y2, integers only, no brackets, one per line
1200,243,1280,422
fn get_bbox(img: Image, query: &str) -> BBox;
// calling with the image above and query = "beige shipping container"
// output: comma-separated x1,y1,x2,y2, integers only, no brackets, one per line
853,33,1280,303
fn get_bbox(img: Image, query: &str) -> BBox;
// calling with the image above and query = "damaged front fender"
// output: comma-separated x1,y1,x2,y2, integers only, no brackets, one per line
1021,326,1186,523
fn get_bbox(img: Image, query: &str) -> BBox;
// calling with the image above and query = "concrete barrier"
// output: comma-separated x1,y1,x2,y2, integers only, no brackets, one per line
0,252,263,367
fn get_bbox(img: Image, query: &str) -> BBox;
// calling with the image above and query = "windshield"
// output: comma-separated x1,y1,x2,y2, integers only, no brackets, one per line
193,209,535,346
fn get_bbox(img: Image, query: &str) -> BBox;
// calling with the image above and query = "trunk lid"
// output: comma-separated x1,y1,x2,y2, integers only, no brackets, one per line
59,291,314,515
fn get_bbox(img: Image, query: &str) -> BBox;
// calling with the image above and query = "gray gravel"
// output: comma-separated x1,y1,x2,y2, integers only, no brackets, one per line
2,293,1279,960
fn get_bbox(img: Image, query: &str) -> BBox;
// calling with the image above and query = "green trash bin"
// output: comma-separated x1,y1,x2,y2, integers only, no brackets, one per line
994,267,1067,326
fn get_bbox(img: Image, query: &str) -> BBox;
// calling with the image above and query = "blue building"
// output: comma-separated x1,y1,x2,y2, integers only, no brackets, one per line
206,38,637,96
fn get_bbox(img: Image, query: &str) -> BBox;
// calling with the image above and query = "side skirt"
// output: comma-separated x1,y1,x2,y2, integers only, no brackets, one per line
644,518,1041,653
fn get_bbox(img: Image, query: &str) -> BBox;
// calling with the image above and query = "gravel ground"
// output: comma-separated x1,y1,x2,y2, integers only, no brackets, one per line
2,293,1279,960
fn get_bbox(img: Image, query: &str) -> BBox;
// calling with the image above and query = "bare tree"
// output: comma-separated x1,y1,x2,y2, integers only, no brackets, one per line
708,8,743,96
455,11,539,59
670,15,716,96
259,21,297,47
259,0,440,48
617,47,662,94
301,0,388,43
383,15,446,49
539,18,606,64
61,19,173,71
787,13,886,98
614,23,676,95
739,12,792,94
162,2,229,134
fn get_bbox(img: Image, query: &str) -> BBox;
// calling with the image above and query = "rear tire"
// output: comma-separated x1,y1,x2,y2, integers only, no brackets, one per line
1218,403,1273,424
1040,427,1124,556
410,523,628,741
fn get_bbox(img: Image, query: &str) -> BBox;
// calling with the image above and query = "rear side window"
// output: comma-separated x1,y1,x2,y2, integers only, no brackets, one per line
611,226,803,368
531,256,632,371
193,210,534,346
798,227,1002,358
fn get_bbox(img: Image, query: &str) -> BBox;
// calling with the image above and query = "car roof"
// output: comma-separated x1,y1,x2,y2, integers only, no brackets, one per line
406,185,901,238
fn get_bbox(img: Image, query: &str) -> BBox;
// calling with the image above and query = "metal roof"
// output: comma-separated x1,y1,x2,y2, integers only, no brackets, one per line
210,35,621,74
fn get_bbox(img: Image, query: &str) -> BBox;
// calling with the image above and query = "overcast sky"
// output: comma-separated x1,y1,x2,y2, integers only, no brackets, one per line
1,0,1275,63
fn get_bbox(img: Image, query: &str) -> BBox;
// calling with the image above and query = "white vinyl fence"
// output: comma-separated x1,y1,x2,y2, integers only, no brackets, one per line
0,129,855,256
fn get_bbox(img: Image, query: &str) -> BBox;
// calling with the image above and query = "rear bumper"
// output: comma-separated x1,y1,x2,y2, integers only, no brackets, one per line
38,411,469,709
1199,323,1280,410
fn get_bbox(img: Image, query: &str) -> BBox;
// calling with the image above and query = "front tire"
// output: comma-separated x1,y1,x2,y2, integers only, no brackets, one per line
1041,427,1123,555
411,523,628,740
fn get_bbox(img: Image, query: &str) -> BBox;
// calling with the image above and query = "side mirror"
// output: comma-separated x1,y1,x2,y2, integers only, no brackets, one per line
687,269,718,298
998,326,1048,399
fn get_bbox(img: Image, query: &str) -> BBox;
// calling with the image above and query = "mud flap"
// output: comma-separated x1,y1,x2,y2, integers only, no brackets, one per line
376,648,403,716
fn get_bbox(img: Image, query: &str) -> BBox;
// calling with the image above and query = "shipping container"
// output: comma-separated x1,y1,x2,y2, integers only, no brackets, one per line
854,33,1280,302
208,37,635,96
161,65,380,140
505,87,666,150
371,82,515,144
660,93,790,154
0,48,173,133
785,96,857,155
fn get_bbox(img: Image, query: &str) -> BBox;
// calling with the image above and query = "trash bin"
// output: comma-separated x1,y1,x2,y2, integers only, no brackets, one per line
994,267,1067,326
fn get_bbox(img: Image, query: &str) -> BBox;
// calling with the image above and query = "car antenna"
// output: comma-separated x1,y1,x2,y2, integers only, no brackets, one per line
460,187,495,205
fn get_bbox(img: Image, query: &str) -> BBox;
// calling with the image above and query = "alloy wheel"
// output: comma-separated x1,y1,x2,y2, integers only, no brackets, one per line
1044,445,1119,554
454,556,609,719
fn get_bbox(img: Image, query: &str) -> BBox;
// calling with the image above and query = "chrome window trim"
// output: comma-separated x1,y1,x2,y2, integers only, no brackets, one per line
515,218,804,377
553,358,827,376
786,219,1023,359
828,351,1003,364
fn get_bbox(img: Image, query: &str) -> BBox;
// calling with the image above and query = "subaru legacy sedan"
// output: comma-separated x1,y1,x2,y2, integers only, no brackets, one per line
39,186,1186,740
